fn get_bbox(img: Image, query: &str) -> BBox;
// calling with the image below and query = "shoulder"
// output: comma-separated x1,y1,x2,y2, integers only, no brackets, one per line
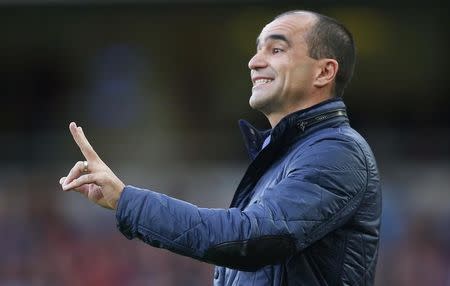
279,126,371,198
288,125,371,172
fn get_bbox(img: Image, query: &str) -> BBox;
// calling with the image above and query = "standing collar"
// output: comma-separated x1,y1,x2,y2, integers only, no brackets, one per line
238,98,348,160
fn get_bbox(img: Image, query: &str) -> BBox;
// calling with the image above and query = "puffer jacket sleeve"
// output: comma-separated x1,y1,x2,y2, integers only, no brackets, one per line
116,137,368,271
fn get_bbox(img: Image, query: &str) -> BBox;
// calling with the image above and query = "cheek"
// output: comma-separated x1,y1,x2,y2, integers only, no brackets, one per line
289,64,315,87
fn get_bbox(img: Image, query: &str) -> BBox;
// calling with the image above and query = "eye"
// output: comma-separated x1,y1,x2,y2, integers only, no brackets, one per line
272,48,283,54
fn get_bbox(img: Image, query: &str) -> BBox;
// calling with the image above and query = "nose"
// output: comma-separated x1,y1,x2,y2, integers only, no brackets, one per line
248,51,268,70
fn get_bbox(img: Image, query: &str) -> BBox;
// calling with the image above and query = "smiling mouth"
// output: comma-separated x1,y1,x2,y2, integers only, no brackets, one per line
252,78,274,89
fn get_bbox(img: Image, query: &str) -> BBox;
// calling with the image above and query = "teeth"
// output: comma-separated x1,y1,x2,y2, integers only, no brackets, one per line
254,79,272,85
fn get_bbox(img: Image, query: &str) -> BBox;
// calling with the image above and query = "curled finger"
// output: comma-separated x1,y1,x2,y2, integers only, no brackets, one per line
63,161,88,187
62,172,102,191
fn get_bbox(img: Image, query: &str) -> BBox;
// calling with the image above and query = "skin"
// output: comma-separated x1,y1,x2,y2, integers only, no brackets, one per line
60,122,124,210
249,12,339,127
60,12,339,209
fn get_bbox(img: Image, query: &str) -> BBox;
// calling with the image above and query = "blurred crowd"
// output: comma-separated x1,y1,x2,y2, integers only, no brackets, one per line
376,193,450,285
0,187,212,286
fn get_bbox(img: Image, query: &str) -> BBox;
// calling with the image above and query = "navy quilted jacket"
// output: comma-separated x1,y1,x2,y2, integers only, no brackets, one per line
116,98,381,285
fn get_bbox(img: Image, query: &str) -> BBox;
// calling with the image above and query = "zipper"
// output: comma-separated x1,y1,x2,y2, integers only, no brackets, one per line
296,109,347,132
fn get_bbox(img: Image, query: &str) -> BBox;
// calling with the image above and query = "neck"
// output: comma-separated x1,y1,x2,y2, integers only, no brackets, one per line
266,94,333,128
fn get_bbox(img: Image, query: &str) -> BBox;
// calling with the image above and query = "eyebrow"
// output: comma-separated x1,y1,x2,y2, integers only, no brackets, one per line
256,34,291,49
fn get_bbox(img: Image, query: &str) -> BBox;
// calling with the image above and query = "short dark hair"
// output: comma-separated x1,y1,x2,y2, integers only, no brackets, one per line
276,11,356,97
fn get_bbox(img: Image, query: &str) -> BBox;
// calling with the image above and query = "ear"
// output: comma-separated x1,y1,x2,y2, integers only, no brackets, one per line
313,59,338,88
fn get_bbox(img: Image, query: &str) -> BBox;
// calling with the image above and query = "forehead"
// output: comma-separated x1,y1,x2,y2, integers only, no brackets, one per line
258,13,317,43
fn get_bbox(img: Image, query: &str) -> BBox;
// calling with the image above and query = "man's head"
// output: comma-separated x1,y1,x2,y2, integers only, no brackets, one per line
248,11,355,126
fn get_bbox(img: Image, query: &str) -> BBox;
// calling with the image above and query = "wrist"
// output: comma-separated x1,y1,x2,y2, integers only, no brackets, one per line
112,182,126,210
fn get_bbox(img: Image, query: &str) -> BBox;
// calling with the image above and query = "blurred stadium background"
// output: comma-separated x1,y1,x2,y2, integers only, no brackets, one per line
0,1,449,285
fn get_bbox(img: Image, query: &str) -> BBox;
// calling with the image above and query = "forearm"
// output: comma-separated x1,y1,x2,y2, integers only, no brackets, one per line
115,186,295,270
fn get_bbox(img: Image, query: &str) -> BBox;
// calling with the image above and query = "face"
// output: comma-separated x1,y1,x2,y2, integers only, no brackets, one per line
248,13,318,116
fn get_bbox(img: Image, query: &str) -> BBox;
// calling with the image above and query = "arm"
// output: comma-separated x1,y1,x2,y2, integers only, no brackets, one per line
115,137,368,270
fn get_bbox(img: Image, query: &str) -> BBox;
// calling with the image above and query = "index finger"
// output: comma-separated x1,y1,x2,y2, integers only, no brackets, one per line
69,122,100,161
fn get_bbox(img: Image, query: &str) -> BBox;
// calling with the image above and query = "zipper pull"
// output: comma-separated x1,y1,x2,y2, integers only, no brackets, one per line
297,121,306,132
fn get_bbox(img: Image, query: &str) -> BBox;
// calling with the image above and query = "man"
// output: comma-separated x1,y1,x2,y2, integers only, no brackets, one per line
60,10,381,285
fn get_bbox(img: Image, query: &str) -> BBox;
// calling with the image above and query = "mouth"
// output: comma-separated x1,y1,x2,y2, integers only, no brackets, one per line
252,77,274,89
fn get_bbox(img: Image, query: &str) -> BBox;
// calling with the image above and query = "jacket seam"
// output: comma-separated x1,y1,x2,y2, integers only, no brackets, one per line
303,185,365,247
172,217,204,242
338,133,369,190
361,243,379,283
138,224,204,258
361,233,367,286
336,234,348,286
359,234,374,285
207,234,294,250
254,217,323,222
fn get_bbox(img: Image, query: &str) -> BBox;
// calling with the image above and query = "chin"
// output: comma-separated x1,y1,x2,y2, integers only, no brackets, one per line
249,92,271,111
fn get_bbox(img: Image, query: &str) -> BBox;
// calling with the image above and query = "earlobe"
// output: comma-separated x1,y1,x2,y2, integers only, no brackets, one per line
313,59,338,88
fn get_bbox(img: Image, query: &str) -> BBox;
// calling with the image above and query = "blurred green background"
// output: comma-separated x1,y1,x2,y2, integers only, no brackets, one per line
0,2,449,285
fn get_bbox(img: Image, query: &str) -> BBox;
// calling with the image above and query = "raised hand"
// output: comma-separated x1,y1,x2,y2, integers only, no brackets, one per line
60,122,125,210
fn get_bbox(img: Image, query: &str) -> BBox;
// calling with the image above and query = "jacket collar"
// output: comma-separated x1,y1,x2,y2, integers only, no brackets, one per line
239,98,348,160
